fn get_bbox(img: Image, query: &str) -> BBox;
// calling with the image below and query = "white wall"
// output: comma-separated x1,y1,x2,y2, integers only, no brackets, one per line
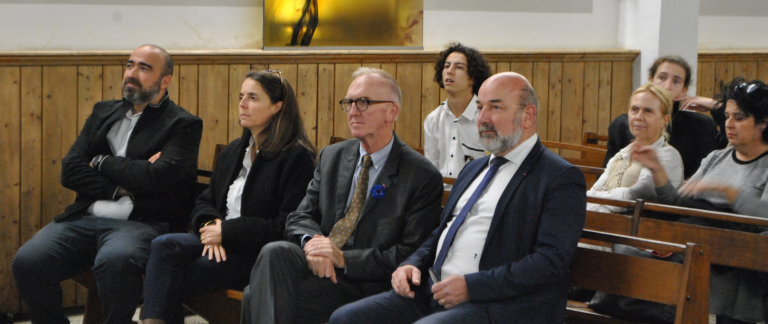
0,0,766,51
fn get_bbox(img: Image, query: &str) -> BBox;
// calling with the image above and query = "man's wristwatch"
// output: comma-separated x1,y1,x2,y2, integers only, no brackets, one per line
91,155,108,170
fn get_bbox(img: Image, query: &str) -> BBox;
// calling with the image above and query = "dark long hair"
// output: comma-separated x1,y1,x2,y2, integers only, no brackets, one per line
244,71,316,157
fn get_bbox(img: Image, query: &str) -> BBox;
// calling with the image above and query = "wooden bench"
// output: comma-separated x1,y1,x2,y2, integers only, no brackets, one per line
567,229,710,324
583,131,609,149
541,140,607,168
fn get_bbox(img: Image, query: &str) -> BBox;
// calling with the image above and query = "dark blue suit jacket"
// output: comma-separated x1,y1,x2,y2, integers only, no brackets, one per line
402,138,586,323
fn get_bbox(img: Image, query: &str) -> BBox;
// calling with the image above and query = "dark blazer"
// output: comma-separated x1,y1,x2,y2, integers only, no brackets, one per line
605,103,727,178
285,133,443,293
403,139,587,324
59,95,203,230
189,130,315,257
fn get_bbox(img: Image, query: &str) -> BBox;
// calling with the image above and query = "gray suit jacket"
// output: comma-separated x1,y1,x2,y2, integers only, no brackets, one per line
285,133,443,292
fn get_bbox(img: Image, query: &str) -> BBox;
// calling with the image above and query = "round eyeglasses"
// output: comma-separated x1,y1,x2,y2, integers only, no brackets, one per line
339,98,394,112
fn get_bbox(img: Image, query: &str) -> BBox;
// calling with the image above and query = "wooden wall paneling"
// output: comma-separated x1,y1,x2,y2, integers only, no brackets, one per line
733,61,757,81
75,65,103,305
582,62,600,141
166,65,180,104
758,61,768,83
560,62,584,158
316,64,334,150
597,62,613,136
361,63,381,69
197,65,229,173
297,64,319,147
610,61,633,122
76,66,102,131
509,62,533,82
41,66,79,307
395,63,423,148
698,62,716,99
495,62,511,73
178,65,199,116
421,63,440,146
533,62,550,140
488,62,497,75
0,67,21,314
714,62,734,91
332,64,360,141
251,64,268,72
381,63,397,79
20,67,43,245
547,62,563,144
102,65,123,101
269,64,298,88
226,65,250,144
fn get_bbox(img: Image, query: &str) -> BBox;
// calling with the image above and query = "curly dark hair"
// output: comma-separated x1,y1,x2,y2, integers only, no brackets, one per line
716,77,768,143
433,42,491,95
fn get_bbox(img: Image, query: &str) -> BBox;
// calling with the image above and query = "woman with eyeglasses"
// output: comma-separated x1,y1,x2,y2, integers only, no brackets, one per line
587,83,683,212
141,71,316,324
632,78,768,324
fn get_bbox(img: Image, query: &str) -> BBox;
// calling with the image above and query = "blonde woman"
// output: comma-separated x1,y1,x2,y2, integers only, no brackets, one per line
587,83,683,212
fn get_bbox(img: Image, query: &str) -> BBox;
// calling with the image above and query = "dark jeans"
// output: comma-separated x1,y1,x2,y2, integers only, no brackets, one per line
329,290,491,324
142,233,256,323
12,215,167,324
240,241,365,324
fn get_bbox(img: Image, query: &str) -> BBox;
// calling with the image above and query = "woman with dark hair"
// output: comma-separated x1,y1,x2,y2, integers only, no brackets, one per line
141,71,316,324
605,55,728,178
633,78,768,324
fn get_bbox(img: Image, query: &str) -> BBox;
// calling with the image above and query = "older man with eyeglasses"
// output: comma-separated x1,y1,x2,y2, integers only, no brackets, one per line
239,67,444,324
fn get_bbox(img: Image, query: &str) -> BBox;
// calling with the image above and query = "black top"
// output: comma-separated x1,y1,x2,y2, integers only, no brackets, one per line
604,102,728,179
189,130,315,257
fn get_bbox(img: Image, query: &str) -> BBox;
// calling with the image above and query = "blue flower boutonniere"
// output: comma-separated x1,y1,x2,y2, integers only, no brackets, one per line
371,184,386,200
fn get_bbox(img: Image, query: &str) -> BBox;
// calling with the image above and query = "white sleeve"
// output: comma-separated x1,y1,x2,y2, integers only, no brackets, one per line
423,111,440,168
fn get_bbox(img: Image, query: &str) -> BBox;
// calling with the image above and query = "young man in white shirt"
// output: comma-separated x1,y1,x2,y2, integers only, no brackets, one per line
423,43,492,178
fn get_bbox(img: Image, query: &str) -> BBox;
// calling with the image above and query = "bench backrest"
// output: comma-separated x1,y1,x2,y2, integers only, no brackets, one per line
571,230,710,324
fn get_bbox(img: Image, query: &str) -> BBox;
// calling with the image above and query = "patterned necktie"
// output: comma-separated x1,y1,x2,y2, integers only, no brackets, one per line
432,157,508,279
329,154,373,248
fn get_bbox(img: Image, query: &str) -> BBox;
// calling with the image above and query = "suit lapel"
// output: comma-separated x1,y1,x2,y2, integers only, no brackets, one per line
483,140,545,245
334,141,359,222
358,134,402,219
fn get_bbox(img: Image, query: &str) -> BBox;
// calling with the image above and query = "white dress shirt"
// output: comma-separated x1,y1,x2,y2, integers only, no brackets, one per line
225,136,255,220
435,134,539,278
423,95,486,178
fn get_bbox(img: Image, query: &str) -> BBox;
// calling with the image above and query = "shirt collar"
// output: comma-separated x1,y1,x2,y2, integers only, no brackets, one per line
357,133,395,171
440,94,479,122
490,134,539,167
148,91,170,108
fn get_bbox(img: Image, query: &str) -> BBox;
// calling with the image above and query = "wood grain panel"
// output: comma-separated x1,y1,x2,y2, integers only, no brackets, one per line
197,65,229,172
610,61,633,122
227,65,250,144
395,63,423,148
561,62,584,158
167,65,180,104
41,66,79,308
759,61,768,83
316,64,334,150
547,62,563,143
734,61,757,81
102,65,123,101
714,62,734,91
509,62,533,82
495,62,511,73
362,63,381,69
698,62,715,99
381,63,397,79
487,62,497,75
297,64,319,147
333,64,360,140
421,63,440,146
20,67,43,245
597,62,612,136
582,62,599,140
178,65,199,116
0,67,21,314
269,64,298,89
533,62,550,140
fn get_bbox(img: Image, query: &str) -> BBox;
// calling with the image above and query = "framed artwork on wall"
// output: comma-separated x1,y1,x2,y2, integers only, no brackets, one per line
263,0,423,49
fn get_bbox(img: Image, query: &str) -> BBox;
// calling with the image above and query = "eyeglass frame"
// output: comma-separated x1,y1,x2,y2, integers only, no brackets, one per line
736,82,759,94
339,98,395,112
266,69,285,99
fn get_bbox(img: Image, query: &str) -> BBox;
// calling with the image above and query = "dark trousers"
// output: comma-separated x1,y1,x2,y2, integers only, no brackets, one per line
141,233,256,323
12,215,167,324
329,290,491,324
240,241,366,324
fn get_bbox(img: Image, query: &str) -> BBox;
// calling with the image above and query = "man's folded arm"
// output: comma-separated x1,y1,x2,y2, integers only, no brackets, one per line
464,166,586,302
98,117,203,195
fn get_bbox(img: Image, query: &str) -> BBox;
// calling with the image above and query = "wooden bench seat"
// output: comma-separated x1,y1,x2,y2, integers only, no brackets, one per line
567,230,710,324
